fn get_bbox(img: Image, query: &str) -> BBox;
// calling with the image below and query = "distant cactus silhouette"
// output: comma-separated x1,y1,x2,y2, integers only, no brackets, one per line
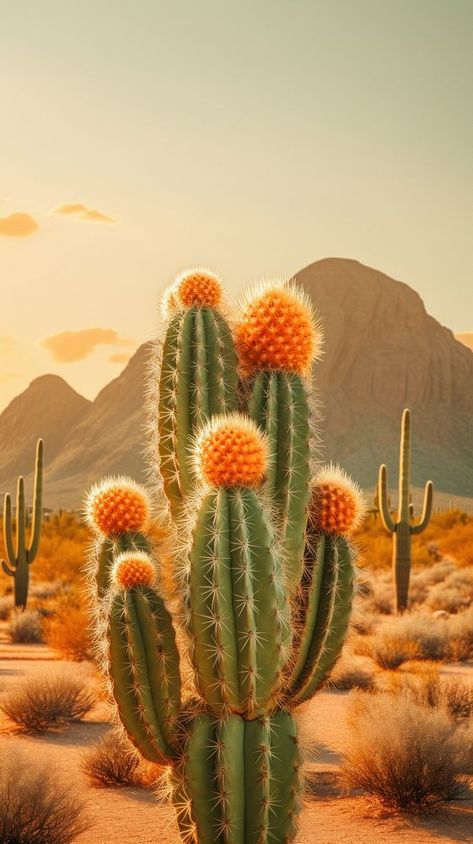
378,409,433,613
86,270,364,843
1,439,43,609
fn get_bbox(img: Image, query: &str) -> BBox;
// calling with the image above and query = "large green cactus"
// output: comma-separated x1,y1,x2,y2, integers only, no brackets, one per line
378,408,433,613
86,271,363,844
1,439,43,610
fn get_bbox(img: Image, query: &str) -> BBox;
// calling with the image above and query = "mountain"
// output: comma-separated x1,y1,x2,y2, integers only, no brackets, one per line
0,375,91,497
1,258,472,507
292,259,473,496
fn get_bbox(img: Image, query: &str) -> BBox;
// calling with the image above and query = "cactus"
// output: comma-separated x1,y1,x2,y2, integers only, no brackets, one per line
235,284,322,595
156,269,238,521
86,270,364,843
1,439,43,610
378,408,433,613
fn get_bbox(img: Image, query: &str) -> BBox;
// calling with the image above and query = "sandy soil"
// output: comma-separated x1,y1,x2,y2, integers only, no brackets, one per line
1,631,472,844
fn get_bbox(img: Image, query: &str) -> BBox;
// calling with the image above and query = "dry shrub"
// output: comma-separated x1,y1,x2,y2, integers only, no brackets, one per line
43,602,93,661
354,632,420,669
0,594,13,620
0,748,88,843
328,655,376,691
82,732,141,786
385,670,473,722
30,580,65,601
8,610,43,643
447,607,473,661
341,690,469,810
81,731,164,788
0,669,96,732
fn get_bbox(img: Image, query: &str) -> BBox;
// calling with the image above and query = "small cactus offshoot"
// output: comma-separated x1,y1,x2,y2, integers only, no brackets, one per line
86,270,362,843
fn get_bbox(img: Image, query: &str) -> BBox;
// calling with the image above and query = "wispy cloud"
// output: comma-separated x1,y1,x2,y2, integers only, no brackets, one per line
0,336,16,354
456,333,473,352
41,328,134,362
0,372,21,384
54,202,114,223
0,212,38,237
109,353,132,364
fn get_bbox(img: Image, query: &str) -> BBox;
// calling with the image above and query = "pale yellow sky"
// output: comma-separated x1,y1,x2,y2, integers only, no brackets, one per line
1,0,472,410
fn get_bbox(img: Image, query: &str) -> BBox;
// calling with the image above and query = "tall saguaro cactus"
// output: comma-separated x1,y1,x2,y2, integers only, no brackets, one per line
86,270,365,843
378,408,433,613
1,439,43,609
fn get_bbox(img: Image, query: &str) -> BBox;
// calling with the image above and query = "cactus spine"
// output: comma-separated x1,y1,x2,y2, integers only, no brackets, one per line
1,439,43,609
87,270,363,843
378,408,433,613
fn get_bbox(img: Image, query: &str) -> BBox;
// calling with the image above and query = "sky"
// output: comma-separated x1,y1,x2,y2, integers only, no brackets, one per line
1,0,472,410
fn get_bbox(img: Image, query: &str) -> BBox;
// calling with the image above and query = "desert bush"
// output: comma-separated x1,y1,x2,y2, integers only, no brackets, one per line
341,690,469,810
0,594,13,620
0,747,88,843
355,632,420,669
8,610,43,643
0,670,96,731
30,580,64,601
328,655,375,691
43,602,93,661
82,731,143,787
386,671,473,721
447,607,473,661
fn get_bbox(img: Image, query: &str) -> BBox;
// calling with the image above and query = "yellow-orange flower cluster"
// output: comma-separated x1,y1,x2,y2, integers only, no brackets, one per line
309,466,365,536
85,477,149,537
195,414,268,488
235,283,321,376
113,552,156,589
176,269,222,309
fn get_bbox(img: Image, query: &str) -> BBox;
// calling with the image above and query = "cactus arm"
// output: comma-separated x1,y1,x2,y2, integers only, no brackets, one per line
292,537,354,704
399,408,411,521
3,493,16,567
284,535,327,691
211,311,239,411
411,480,433,535
27,438,43,561
108,587,180,762
175,311,196,496
15,476,26,559
158,313,184,517
1,559,15,576
248,371,310,594
378,464,396,533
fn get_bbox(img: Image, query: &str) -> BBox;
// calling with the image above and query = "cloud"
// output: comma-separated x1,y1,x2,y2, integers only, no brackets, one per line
54,202,114,223
0,212,38,237
109,353,132,364
456,333,473,352
0,336,16,354
41,328,135,362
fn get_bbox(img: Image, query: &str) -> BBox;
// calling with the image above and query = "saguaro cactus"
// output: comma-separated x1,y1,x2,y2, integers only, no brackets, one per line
1,439,43,610
86,269,364,843
378,408,433,613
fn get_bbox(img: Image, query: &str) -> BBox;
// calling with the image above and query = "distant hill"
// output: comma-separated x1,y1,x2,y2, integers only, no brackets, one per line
1,258,472,507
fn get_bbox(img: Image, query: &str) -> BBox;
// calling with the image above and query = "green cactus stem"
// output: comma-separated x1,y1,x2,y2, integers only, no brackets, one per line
283,532,355,706
108,580,181,762
188,486,290,718
378,408,433,614
248,371,311,596
95,532,152,599
1,439,43,610
158,307,238,521
171,709,302,844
